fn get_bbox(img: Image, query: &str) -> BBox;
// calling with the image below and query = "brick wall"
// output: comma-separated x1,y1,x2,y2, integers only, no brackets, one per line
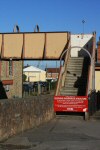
0,95,54,141
97,45,100,62
0,61,23,99
13,61,23,98
97,38,100,62
47,72,59,79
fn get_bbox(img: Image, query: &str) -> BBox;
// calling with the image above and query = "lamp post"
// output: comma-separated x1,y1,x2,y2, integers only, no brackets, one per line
82,20,85,34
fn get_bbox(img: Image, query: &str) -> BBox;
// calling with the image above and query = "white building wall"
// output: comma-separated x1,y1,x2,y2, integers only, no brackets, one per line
71,34,93,57
23,66,46,82
95,71,100,91
24,71,46,82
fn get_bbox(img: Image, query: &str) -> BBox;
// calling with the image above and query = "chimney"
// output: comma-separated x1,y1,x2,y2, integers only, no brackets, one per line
97,37,100,62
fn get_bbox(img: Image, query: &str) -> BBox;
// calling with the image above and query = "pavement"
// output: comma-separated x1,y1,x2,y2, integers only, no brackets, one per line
0,117,100,150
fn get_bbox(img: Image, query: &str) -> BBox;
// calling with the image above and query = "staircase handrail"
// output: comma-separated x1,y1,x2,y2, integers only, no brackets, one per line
86,65,91,95
55,36,71,96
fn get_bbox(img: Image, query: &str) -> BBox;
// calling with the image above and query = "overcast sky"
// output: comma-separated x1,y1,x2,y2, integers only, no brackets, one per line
0,0,100,69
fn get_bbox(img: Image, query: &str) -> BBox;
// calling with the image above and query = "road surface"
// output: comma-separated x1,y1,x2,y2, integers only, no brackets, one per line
0,117,100,150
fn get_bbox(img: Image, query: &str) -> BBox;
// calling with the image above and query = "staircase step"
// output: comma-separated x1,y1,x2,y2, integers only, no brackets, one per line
68,62,83,66
67,67,82,71
67,69,82,72
67,62,83,67
60,90,78,93
66,73,81,78
65,79,76,82
65,76,78,81
61,87,78,91
64,83,87,88
65,73,87,79
60,88,78,95
68,57,84,60
68,60,84,63
65,80,77,85
64,84,74,88
65,78,87,82
66,73,77,78
64,82,87,89
67,70,82,76
70,57,84,60
60,92,77,96
67,66,83,70
66,71,82,77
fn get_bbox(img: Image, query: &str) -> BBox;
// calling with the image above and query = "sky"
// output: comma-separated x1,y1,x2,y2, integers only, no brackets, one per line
0,0,100,69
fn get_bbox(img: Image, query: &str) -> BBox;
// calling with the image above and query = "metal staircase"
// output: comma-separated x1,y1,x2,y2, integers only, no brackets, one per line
54,33,96,120
60,57,90,96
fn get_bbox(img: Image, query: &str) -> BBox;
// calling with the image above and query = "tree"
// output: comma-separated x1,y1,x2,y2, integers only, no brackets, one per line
23,74,27,82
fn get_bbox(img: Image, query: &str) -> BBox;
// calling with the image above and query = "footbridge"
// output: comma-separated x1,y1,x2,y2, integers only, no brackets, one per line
0,31,70,60
0,30,97,141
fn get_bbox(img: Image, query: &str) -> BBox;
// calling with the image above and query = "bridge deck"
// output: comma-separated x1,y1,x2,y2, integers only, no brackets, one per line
0,32,69,60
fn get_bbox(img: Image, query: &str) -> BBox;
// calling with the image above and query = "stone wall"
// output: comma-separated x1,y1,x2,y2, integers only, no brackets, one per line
0,95,54,141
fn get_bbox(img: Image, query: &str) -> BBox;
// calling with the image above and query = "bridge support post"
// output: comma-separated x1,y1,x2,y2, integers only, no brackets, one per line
85,112,89,121
38,82,41,95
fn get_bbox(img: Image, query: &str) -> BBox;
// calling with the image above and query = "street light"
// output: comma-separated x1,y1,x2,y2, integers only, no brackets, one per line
82,20,85,34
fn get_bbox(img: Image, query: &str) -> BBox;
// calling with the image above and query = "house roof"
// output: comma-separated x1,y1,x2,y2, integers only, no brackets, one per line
23,66,46,72
46,68,60,73
95,62,100,70
23,65,30,69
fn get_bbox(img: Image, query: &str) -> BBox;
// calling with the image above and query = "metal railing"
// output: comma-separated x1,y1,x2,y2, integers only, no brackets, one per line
55,36,71,96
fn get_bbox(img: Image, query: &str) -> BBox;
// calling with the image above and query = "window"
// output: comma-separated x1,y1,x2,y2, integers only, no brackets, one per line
47,73,52,77
4,85,10,92
9,61,13,76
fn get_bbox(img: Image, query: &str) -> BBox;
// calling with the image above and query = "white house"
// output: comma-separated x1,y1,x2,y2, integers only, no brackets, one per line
23,66,46,82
